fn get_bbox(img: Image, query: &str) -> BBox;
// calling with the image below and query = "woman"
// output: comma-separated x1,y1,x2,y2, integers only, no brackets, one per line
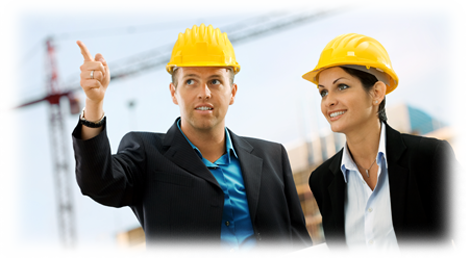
303,33,456,251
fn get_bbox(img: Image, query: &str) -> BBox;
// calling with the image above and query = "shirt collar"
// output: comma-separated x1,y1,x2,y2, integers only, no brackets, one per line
340,122,388,183
176,118,239,161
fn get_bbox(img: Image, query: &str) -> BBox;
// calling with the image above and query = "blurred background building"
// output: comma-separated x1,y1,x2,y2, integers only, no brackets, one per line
115,102,455,247
116,227,145,249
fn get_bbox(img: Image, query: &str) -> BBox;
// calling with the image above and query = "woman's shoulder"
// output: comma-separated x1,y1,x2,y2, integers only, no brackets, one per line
386,123,452,155
398,131,452,156
309,149,343,183
400,131,444,145
386,127,456,171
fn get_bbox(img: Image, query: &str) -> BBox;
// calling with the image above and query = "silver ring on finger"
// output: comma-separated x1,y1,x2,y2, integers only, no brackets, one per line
90,70,95,79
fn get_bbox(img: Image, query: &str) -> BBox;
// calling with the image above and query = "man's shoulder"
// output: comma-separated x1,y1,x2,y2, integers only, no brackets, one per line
122,131,166,140
119,131,168,149
229,132,286,160
120,118,179,143
227,127,283,149
237,135,282,148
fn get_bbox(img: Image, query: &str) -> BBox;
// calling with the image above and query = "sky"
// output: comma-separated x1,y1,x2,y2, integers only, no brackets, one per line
1,0,469,257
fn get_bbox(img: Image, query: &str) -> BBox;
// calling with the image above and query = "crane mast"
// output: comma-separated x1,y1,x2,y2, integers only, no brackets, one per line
46,38,76,248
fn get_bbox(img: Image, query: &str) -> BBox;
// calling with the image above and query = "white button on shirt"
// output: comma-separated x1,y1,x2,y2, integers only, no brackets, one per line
341,123,399,251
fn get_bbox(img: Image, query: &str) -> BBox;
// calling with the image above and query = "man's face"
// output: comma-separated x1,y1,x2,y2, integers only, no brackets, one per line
170,67,237,133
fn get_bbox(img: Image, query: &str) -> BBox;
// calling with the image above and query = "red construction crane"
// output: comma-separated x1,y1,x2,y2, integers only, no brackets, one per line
17,38,80,248
46,38,80,249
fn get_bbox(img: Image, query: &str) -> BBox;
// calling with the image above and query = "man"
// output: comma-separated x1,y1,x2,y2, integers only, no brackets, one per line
72,24,311,252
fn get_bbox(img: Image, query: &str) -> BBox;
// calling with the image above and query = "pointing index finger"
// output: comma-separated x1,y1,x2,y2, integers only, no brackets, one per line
77,40,93,61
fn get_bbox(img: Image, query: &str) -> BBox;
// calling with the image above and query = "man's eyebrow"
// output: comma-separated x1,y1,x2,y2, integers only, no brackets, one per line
182,74,201,78
207,74,223,79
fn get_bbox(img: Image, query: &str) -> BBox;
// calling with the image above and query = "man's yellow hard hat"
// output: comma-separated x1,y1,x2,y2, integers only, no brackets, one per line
166,24,240,74
302,33,399,94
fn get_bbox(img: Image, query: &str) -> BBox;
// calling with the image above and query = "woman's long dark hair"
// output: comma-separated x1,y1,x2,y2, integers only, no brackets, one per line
340,67,387,122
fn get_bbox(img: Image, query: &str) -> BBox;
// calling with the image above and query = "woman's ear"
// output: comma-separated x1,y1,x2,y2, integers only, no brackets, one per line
371,81,386,105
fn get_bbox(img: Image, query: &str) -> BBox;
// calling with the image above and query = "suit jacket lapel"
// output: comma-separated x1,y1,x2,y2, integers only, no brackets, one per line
228,129,263,223
327,151,347,243
321,124,411,246
385,123,409,233
162,118,220,188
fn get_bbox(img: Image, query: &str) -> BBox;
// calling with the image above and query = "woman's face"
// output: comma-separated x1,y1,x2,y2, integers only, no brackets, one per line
318,67,377,134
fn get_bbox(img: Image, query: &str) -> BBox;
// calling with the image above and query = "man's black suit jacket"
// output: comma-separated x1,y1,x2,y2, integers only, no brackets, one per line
72,118,312,249
309,123,456,249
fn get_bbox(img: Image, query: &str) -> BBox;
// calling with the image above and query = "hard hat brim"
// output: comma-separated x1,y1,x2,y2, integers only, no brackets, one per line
166,64,240,75
302,63,398,94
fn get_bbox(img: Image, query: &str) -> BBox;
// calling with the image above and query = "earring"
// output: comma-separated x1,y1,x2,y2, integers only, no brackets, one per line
375,100,378,104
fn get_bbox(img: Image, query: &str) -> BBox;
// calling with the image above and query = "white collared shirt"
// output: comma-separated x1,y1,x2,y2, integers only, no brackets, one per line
341,122,399,252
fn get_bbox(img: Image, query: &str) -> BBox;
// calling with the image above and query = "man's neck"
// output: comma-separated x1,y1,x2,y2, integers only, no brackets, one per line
181,122,226,163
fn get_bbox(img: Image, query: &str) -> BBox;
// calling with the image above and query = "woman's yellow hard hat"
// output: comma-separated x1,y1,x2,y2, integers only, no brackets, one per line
166,24,240,74
302,33,399,94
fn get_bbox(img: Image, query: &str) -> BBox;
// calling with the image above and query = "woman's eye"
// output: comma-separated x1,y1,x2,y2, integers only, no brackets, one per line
338,84,349,90
211,79,221,85
320,90,328,98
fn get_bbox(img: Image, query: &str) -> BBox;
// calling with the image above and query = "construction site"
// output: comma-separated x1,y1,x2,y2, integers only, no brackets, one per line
1,1,468,255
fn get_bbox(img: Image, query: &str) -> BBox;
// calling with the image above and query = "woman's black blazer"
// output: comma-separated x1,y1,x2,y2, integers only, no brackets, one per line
309,123,457,249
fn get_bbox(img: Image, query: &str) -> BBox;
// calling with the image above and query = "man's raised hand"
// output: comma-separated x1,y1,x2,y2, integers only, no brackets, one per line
77,40,110,105
77,41,109,138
